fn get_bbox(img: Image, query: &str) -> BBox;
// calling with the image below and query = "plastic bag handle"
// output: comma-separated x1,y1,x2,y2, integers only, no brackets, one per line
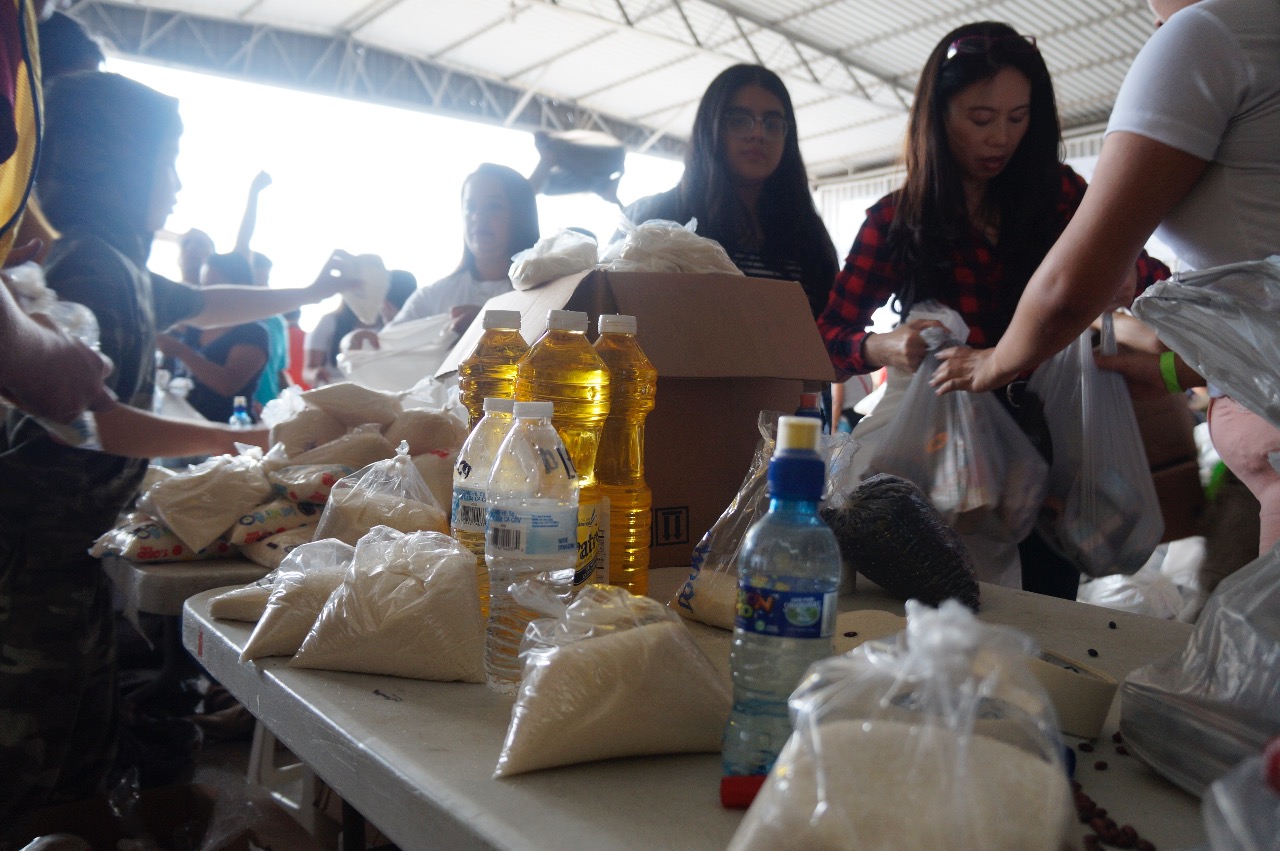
1099,312,1118,357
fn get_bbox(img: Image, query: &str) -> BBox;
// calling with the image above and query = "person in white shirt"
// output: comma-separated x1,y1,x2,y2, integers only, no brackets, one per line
386,163,540,336
932,0,1280,555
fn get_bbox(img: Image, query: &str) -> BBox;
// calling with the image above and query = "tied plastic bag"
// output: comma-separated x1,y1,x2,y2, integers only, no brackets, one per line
341,253,390,325
1030,317,1163,576
142,451,275,552
508,228,599,290
1119,543,1280,796
312,441,448,546
283,428,395,472
240,539,354,662
494,583,731,777
1132,255,1280,430
601,217,743,275
865,314,1048,543
338,313,456,393
290,527,484,682
729,601,1071,851
267,403,345,457
209,569,281,622
3,261,108,448
673,412,857,630
91,515,237,562
1201,743,1280,851
240,526,314,569
300,381,403,428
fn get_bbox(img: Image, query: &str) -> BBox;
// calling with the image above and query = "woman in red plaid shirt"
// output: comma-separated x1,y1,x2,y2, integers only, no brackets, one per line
817,21,1169,598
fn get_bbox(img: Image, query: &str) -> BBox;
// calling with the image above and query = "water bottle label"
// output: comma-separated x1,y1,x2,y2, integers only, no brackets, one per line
734,584,837,639
487,506,577,557
451,486,487,534
573,499,603,586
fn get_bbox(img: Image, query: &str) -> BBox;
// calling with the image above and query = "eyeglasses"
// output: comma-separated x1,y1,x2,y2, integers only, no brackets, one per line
723,109,789,141
945,34,1038,62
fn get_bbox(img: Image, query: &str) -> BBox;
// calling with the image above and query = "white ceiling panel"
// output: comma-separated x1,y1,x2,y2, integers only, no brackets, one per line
75,0,1163,179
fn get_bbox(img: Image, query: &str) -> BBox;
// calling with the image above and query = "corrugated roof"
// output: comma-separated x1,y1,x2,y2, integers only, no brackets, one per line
75,0,1159,180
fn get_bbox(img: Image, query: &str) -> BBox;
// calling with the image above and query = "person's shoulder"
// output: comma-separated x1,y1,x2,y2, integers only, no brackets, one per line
237,321,270,346
623,185,684,225
863,191,899,225
1057,162,1089,194
43,234,129,280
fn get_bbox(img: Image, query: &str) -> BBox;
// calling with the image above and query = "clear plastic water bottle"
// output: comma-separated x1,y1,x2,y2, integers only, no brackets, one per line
721,415,840,807
484,400,578,694
228,395,253,429
594,314,656,596
458,309,528,430
514,309,610,588
452,396,516,619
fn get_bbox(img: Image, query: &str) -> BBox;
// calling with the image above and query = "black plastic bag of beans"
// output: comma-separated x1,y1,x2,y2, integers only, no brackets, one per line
821,473,980,610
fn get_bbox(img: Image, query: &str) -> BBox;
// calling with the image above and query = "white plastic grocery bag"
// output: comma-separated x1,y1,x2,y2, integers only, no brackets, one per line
1030,316,1163,576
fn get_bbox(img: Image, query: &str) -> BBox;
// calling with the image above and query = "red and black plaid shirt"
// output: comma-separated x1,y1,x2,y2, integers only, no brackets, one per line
817,164,1170,378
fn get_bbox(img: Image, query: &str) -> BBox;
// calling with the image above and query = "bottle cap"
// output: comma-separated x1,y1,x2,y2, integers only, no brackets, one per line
513,400,554,419
720,775,766,809
232,395,248,407
776,415,821,451
482,309,522,330
547,309,588,333
769,416,825,499
598,314,637,335
482,397,516,414
797,392,821,410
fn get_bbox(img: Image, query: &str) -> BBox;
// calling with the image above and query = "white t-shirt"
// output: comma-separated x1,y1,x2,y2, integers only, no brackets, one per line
387,268,513,328
1106,0,1280,270
304,312,338,357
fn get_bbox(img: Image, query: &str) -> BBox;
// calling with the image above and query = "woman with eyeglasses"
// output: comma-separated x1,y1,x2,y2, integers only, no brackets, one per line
932,0,1280,558
621,64,838,321
817,21,1170,597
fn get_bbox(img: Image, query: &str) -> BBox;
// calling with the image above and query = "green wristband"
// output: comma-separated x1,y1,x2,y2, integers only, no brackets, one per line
1160,351,1183,394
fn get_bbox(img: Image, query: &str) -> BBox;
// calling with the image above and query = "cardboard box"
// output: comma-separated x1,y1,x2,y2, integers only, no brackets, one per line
438,269,834,569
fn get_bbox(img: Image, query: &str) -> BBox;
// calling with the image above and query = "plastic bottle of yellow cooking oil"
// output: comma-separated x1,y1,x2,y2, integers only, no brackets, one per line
458,309,528,430
594,314,656,596
451,396,515,618
515,309,610,589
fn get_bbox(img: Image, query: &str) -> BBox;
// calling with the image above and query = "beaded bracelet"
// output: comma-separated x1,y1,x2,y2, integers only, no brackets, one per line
1160,351,1183,394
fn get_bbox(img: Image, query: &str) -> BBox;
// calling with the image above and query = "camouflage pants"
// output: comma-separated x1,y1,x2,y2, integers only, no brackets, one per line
0,528,118,823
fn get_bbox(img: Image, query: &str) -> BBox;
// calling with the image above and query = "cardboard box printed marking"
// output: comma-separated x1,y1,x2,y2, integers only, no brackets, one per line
438,269,835,570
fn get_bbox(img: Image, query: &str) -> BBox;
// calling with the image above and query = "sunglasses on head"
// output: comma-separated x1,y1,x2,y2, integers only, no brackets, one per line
945,34,1038,62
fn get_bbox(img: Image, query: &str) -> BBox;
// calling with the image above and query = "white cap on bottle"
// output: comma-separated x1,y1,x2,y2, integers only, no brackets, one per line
482,309,522,330
482,397,516,414
513,400,554,419
598,314,637,335
547,309,588,333
776,415,821,451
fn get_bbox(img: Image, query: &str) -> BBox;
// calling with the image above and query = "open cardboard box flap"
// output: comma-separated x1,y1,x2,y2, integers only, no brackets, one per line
436,269,834,383
434,267,834,569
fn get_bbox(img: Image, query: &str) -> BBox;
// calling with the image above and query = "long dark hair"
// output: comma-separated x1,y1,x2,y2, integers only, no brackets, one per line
890,21,1062,320
680,64,837,316
459,163,540,277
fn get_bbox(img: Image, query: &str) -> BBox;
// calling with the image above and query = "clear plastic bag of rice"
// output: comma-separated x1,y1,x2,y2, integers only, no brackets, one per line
494,583,731,777
290,526,484,682
729,600,1072,851
312,441,448,546
240,538,355,662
